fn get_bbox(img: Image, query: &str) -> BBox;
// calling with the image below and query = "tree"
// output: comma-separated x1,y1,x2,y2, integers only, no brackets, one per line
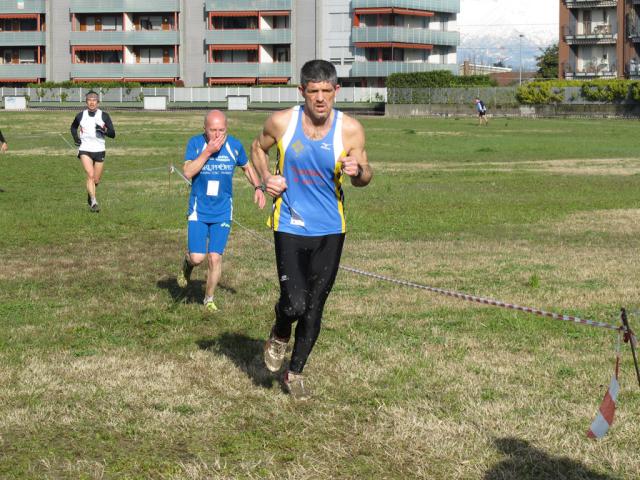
535,44,558,79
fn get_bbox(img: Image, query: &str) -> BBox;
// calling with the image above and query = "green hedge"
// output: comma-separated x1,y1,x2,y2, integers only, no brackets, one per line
517,79,640,104
386,70,497,88
516,83,563,105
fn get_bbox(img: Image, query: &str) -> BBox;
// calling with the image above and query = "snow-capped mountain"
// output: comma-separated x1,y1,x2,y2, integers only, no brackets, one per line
457,0,557,70
458,31,557,71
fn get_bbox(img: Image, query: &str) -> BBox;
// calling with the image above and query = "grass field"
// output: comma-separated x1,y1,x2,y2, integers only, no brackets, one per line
1,111,639,479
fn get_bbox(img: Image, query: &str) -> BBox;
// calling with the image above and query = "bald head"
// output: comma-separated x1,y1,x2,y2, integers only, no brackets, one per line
203,109,227,141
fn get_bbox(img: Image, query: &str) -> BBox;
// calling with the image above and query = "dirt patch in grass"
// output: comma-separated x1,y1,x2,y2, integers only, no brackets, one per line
376,157,640,175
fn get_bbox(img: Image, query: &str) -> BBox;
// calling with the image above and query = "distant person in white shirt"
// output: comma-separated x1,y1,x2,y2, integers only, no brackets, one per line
474,97,488,126
70,91,116,212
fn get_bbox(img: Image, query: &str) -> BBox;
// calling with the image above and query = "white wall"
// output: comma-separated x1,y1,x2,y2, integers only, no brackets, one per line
260,46,274,63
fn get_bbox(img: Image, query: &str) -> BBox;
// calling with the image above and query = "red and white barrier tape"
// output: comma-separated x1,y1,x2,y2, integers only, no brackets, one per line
227,215,625,334
339,265,621,332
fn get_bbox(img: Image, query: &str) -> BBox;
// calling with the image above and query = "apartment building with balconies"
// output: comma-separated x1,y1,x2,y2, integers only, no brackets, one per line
0,0,459,86
0,0,46,84
346,0,459,86
559,0,624,79
557,0,640,80
205,0,292,85
69,0,180,83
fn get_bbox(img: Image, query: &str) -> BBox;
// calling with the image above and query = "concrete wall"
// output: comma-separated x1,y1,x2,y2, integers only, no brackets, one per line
47,0,71,82
386,103,640,118
292,0,318,84
180,0,206,87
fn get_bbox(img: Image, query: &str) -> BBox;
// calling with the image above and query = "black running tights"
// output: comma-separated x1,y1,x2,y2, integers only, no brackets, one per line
272,231,345,373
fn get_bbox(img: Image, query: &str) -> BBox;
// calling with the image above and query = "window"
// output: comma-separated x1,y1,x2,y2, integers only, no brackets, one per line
273,15,289,29
213,50,257,63
102,15,120,31
274,46,290,62
138,47,163,64
213,16,257,29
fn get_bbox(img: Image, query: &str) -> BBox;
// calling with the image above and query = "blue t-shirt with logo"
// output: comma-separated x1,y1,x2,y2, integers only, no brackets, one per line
184,134,247,223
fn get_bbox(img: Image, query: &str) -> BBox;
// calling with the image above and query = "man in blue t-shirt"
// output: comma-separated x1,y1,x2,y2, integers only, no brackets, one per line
177,110,265,312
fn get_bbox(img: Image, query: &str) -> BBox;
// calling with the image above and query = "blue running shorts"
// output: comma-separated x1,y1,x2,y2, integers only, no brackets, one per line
187,220,231,255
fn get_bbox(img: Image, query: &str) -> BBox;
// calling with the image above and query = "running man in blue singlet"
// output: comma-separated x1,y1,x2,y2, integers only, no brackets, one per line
251,60,373,399
177,110,266,313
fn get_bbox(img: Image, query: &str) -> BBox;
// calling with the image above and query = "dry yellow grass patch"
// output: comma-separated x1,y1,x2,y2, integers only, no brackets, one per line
551,209,640,235
376,157,640,176
8,147,72,157
338,236,639,315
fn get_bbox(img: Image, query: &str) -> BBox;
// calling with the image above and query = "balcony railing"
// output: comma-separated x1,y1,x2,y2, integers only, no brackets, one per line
70,31,179,46
628,19,640,40
70,0,180,13
351,61,457,77
0,63,45,79
0,32,46,46
205,0,292,11
563,61,617,78
564,0,617,8
206,62,291,78
206,29,291,45
352,0,460,14
563,24,617,44
627,60,640,77
352,26,459,46
71,63,179,78
0,0,45,13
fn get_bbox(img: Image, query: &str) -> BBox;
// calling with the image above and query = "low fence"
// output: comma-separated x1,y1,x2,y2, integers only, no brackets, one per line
0,86,388,104
388,87,520,107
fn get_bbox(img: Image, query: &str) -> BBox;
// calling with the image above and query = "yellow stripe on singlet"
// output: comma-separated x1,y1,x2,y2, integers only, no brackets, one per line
334,150,347,233
268,139,287,230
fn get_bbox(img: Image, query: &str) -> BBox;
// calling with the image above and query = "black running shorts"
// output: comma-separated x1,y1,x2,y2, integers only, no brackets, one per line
78,150,106,162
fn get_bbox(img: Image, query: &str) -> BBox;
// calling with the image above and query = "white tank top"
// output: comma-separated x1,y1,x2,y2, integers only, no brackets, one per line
79,109,106,152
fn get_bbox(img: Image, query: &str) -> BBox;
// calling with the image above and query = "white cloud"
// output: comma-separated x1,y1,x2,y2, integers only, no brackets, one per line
458,0,558,42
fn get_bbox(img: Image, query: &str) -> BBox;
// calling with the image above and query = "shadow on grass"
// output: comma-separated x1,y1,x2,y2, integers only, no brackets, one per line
157,277,237,305
197,332,281,389
485,437,617,480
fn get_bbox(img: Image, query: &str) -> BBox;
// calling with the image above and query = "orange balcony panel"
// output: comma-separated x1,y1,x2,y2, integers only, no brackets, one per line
354,8,434,17
258,77,288,84
0,14,41,19
354,42,433,50
124,77,175,82
354,8,392,14
210,11,259,17
392,8,434,17
210,44,258,50
0,77,39,82
73,45,123,51
261,11,290,16
209,77,256,84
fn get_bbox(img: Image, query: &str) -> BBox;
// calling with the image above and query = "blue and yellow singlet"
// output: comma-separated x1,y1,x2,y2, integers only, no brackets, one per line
271,105,346,236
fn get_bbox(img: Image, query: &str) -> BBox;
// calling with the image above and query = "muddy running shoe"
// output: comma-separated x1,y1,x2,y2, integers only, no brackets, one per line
203,299,218,313
264,329,289,373
90,202,100,213
177,256,193,288
284,370,311,400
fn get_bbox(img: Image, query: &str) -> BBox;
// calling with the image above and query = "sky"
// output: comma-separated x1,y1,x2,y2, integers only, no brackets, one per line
457,0,558,68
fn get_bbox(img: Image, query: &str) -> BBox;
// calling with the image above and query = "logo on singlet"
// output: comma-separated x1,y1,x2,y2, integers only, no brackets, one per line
292,140,304,155
320,142,332,151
